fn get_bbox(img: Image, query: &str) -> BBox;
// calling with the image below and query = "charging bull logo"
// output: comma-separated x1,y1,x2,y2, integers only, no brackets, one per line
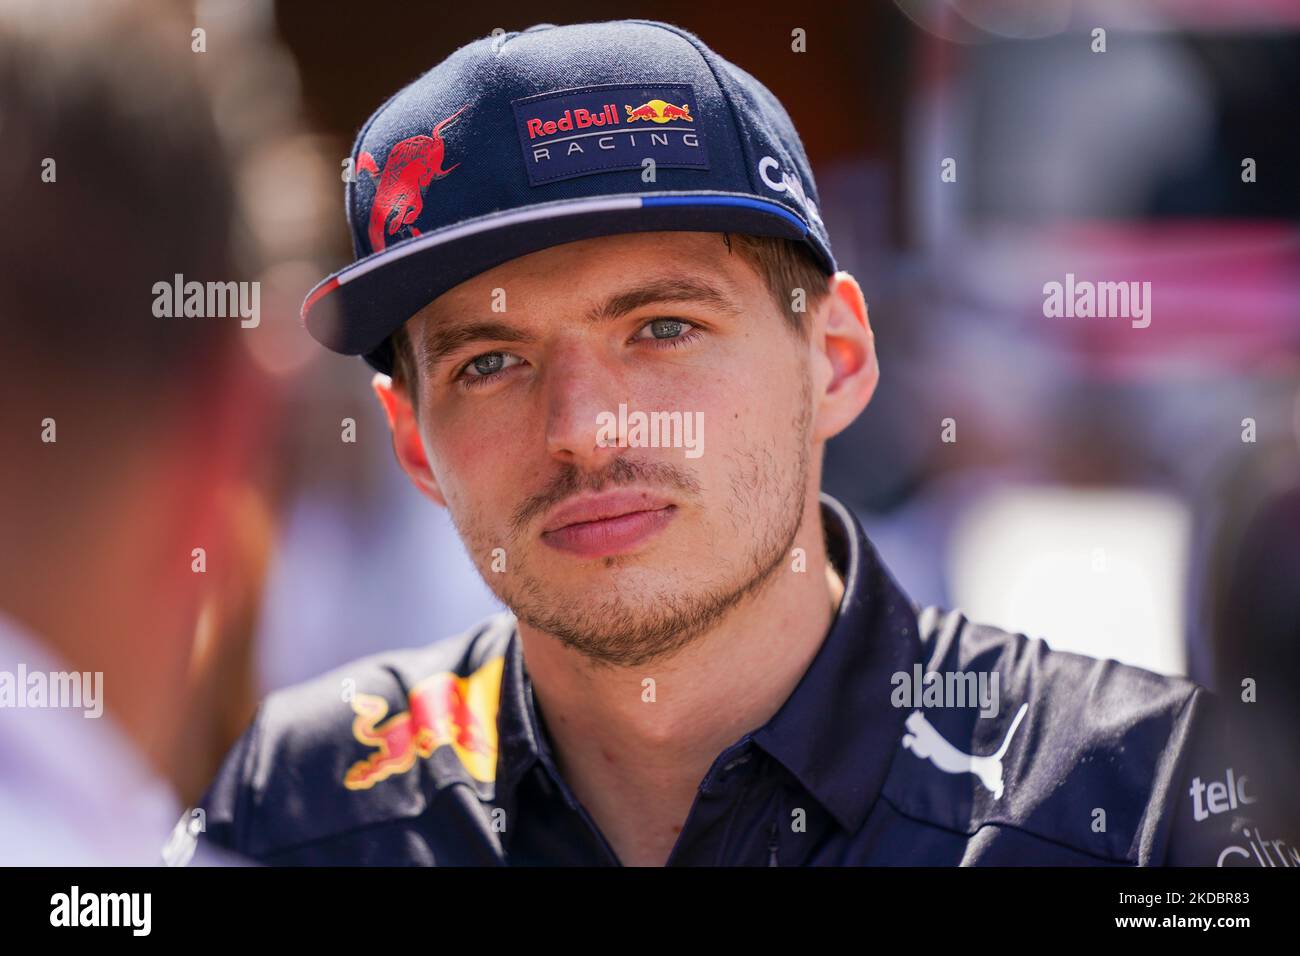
344,655,503,790
625,99,693,123
356,104,467,253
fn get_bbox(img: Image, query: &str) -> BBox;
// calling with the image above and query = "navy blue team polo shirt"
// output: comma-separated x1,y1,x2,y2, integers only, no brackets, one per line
195,494,1291,866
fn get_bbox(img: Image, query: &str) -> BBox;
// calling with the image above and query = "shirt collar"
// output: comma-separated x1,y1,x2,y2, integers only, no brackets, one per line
751,492,923,832
494,492,924,835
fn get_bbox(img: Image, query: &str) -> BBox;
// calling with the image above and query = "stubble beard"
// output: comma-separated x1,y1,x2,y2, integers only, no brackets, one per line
455,371,816,669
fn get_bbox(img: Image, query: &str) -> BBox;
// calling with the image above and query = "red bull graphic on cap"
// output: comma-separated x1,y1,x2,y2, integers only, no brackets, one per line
625,99,693,123
356,104,467,253
343,655,503,789
513,83,708,186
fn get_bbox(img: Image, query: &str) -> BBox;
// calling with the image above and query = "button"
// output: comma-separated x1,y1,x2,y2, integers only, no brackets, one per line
720,753,753,775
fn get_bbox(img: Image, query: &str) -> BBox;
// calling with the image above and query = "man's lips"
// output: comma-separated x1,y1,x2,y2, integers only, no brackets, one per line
540,491,677,558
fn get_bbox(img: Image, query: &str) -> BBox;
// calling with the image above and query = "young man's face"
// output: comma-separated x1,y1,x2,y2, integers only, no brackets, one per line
375,231,874,666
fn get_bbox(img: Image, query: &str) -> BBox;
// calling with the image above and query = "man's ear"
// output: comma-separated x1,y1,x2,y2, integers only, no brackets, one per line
811,271,878,444
372,373,448,507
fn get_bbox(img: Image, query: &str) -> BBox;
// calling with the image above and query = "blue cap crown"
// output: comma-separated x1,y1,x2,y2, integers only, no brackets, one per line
303,20,835,374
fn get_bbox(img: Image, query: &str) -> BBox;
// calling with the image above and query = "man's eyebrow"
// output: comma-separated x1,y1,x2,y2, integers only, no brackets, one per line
585,276,741,324
416,275,738,367
418,320,533,368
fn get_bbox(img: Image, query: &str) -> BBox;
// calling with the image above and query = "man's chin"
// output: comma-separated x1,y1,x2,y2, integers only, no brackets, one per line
509,592,731,667
500,552,788,667
516,561,692,605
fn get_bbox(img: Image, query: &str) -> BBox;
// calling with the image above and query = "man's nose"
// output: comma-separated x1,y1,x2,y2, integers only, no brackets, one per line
542,344,627,469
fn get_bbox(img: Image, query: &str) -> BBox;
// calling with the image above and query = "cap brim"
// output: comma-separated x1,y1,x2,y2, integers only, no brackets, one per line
300,192,831,375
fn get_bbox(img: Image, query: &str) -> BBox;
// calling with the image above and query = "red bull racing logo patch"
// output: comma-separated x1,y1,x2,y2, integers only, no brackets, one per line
343,655,503,790
512,83,708,186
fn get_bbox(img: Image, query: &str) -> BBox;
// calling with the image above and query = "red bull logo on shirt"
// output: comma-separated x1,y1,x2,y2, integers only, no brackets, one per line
343,655,503,789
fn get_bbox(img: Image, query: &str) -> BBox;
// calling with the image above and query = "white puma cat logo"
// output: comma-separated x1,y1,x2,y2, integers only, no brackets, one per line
901,702,1029,799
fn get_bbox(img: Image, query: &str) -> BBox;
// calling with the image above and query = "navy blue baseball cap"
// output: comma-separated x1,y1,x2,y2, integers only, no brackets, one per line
302,19,837,375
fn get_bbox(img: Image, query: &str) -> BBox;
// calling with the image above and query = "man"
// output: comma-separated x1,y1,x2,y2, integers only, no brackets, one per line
0,2,263,864
198,20,1289,866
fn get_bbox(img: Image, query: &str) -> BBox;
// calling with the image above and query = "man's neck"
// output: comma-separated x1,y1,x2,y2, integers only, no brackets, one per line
517,493,844,866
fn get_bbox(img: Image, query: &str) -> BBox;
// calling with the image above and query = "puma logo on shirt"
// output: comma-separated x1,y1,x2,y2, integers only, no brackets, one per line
901,703,1030,799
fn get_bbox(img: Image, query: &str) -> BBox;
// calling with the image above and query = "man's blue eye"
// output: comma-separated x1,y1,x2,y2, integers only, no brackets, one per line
649,319,684,339
471,353,505,375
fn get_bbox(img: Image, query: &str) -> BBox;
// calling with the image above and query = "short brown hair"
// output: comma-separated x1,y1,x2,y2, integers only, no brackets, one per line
388,233,829,397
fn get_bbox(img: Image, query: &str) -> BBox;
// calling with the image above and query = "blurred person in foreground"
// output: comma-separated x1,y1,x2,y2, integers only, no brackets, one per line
1202,440,1300,850
199,21,1293,866
0,4,266,864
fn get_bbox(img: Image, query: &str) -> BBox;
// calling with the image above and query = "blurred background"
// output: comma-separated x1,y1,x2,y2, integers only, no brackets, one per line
1,0,1295,832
